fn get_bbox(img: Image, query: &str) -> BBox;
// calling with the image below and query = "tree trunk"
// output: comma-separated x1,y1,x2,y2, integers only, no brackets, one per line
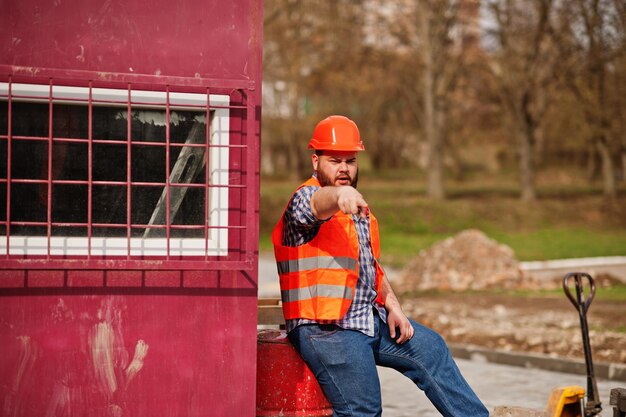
518,127,536,202
621,146,626,182
427,118,445,200
517,91,537,201
422,7,445,200
586,141,600,181
596,137,617,198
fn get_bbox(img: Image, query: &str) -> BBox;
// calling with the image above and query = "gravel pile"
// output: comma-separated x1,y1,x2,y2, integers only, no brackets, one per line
398,229,526,291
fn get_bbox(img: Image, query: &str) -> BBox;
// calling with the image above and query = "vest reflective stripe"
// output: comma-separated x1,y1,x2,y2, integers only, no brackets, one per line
281,284,354,304
277,256,357,275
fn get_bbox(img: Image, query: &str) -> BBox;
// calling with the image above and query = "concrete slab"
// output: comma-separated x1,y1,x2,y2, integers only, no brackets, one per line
520,256,626,283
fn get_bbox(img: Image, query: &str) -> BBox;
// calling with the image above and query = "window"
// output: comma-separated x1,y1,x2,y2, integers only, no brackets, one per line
0,82,231,257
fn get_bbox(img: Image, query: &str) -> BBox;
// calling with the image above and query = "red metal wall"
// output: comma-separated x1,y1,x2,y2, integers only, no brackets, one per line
1,0,262,83
0,0,262,416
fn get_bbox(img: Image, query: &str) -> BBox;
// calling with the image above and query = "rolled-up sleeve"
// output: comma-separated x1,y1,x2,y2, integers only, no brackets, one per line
282,186,327,246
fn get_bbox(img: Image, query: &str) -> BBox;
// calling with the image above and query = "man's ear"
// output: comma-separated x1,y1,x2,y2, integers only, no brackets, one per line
312,153,319,171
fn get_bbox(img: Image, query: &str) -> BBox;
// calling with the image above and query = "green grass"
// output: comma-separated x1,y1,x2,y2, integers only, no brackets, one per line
260,173,626,269
612,325,626,333
593,283,626,302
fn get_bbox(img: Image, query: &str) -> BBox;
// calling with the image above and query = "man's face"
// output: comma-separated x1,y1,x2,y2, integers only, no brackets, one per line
312,151,359,188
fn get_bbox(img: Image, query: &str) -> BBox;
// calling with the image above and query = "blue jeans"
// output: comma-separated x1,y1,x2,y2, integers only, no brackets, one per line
287,314,489,417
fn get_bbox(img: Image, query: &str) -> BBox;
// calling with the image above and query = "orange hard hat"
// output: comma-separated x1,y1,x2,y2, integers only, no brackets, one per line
308,115,365,151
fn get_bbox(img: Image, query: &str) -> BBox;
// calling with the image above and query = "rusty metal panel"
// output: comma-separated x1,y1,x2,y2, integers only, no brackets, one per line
0,0,263,415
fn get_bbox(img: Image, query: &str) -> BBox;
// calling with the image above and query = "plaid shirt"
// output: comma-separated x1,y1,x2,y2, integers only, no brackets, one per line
281,181,387,337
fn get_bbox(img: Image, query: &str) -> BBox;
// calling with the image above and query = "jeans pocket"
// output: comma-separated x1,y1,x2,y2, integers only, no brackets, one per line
307,324,341,340
307,326,350,366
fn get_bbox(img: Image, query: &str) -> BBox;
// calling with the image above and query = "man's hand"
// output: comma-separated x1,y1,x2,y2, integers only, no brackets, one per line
387,305,414,344
311,186,369,220
381,273,414,344
336,186,368,219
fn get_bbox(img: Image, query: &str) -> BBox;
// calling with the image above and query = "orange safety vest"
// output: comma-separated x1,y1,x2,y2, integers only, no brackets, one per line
272,177,385,321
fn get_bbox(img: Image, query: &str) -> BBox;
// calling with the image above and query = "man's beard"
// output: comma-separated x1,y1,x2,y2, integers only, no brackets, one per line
317,169,359,188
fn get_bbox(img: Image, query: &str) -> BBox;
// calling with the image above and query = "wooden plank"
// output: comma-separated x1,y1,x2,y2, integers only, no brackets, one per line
258,298,281,306
258,298,284,325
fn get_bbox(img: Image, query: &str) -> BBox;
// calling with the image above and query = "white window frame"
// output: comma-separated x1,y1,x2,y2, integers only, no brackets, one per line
0,82,230,257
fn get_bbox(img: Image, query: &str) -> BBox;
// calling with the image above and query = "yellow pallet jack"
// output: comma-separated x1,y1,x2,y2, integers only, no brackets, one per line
493,273,625,417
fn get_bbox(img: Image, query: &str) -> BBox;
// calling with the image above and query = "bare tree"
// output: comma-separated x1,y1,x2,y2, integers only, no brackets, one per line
485,0,557,201
379,0,466,199
553,0,626,198
421,0,462,199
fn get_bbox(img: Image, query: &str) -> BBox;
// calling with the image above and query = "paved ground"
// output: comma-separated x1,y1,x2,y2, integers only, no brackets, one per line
379,361,619,416
258,255,625,416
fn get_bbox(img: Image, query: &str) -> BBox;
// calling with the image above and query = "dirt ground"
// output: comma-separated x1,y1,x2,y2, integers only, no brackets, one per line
399,291,626,364
394,229,626,365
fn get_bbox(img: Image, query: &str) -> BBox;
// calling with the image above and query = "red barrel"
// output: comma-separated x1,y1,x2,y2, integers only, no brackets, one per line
256,330,332,417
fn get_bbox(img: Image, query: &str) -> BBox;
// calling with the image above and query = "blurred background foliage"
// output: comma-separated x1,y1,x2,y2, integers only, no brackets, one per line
260,0,626,263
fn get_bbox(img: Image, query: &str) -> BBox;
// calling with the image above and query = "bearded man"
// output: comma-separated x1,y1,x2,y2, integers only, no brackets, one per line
272,115,489,417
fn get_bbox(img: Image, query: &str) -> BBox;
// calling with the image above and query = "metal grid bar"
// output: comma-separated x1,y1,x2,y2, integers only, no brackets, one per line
126,84,132,259
4,77,11,255
46,80,53,257
0,77,257,270
4,221,245,229
87,81,93,257
0,179,245,189
0,135,248,149
205,87,211,260
165,86,171,258
245,89,257,263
